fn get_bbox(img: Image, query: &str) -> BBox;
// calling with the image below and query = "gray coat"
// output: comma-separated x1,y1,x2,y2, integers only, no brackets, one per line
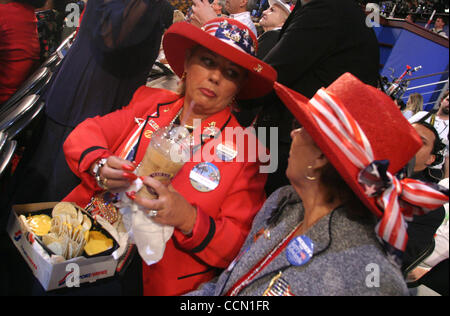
187,186,409,296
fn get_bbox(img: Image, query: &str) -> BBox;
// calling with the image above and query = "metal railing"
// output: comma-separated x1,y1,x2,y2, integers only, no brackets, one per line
401,71,449,110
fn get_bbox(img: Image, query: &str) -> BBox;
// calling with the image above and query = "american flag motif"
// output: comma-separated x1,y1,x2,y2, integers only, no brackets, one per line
305,89,449,252
201,20,256,56
263,272,295,296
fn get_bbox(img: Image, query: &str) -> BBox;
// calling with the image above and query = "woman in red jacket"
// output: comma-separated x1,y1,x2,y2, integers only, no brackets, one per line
63,17,277,295
0,0,44,105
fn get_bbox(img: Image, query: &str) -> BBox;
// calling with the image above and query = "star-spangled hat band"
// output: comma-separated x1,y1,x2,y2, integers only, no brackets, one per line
201,20,257,57
274,74,449,252
163,18,277,100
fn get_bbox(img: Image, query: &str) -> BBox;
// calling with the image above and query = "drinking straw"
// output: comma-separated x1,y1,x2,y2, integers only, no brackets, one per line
180,100,195,128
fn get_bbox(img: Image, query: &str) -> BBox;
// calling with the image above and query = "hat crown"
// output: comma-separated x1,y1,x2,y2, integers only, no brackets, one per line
202,18,257,56
162,18,277,99
269,0,292,14
274,73,422,215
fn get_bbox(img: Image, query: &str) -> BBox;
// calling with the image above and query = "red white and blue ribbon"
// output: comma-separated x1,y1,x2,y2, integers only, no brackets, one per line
305,88,449,252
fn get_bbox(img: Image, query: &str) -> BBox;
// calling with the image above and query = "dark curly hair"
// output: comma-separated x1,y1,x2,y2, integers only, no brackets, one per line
412,121,446,166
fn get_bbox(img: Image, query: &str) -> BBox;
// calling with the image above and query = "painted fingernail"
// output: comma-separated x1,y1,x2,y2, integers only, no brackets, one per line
126,191,136,200
122,164,136,172
123,172,138,181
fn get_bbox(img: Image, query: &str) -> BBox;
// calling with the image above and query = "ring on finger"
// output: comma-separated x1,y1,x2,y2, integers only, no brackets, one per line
148,210,158,217
100,177,109,190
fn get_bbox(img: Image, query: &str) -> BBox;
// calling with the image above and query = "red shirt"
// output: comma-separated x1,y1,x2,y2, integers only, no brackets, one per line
0,2,40,104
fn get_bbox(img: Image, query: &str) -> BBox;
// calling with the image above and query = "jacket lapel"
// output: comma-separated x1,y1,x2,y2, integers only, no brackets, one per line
134,97,185,163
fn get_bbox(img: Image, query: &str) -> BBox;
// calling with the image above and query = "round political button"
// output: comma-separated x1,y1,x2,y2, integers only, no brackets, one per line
285,235,314,266
189,162,220,192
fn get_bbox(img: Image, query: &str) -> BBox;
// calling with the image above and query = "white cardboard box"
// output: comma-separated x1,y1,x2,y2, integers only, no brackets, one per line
7,202,118,291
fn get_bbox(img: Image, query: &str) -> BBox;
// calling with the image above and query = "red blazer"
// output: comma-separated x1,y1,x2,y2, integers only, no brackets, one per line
0,2,40,104
63,87,268,295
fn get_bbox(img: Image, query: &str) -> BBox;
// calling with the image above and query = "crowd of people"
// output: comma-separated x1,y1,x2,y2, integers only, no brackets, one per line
383,0,449,37
0,0,448,297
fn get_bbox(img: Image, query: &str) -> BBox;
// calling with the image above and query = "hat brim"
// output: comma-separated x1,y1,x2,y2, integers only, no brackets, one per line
163,21,277,100
274,74,422,218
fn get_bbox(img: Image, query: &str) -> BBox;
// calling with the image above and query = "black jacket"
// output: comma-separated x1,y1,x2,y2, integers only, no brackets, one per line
257,29,281,60
236,0,381,195
265,0,380,98
402,169,445,275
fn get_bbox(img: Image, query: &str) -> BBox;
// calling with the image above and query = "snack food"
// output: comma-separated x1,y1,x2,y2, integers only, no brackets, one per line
19,202,99,260
84,231,114,256
51,202,78,219
19,202,117,261
25,214,52,236
43,203,92,259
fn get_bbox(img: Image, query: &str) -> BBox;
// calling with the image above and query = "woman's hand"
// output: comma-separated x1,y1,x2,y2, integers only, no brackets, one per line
90,156,137,193
134,176,197,234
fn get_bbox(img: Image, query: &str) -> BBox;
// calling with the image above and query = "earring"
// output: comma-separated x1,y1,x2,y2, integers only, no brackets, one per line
181,72,187,81
305,166,317,181
228,96,237,109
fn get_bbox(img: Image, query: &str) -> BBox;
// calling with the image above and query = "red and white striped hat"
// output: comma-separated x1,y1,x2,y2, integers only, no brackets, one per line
163,18,277,99
275,73,448,252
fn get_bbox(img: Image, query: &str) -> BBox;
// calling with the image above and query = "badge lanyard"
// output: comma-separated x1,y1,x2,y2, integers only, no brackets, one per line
225,222,302,296
222,209,338,296
119,117,149,161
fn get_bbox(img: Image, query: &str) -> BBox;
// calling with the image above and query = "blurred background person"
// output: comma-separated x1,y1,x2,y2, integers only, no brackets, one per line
256,0,291,59
409,90,449,180
191,0,257,36
7,0,175,207
410,122,445,182
402,122,447,290
212,0,226,16
405,13,416,23
403,92,423,119
0,0,46,105
168,0,193,15
431,17,448,38
407,177,448,296
225,0,257,36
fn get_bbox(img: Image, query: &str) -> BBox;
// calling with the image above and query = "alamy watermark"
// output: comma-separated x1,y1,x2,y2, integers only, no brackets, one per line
365,263,380,288
62,263,110,287
65,3,82,28
65,263,80,288
167,120,279,174
365,3,381,28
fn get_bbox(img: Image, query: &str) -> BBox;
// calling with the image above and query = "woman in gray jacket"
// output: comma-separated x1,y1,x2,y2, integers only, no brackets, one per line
187,73,449,296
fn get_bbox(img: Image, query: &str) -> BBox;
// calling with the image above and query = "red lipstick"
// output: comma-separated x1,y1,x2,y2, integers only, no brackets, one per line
200,88,216,97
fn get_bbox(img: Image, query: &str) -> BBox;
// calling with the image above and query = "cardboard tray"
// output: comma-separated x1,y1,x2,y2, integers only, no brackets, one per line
7,202,119,291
